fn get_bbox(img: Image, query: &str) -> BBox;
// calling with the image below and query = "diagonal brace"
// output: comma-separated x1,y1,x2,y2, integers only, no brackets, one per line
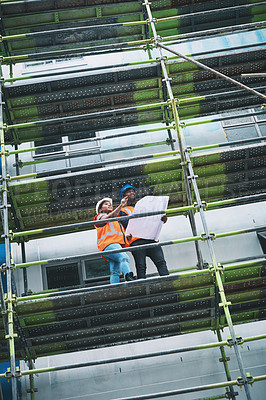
156,42,266,102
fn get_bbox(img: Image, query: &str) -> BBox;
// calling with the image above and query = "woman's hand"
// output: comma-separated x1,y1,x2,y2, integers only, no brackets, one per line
120,196,128,207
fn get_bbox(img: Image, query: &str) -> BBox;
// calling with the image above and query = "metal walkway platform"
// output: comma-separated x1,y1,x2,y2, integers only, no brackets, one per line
0,260,265,362
1,0,264,57
3,47,266,144
6,141,266,232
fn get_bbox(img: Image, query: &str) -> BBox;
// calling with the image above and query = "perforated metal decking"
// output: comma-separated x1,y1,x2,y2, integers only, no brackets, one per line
0,260,265,362
0,1,266,400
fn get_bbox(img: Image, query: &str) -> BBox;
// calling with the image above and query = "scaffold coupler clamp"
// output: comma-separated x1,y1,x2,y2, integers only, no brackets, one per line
0,147,9,157
151,35,162,47
227,336,244,348
194,200,207,211
0,202,11,209
27,386,38,394
146,17,158,25
167,98,180,108
187,173,198,182
225,390,239,399
208,263,224,276
201,231,216,241
5,367,21,381
162,76,172,84
236,373,254,388
142,42,154,51
0,262,6,272
5,330,18,340
1,230,14,240
156,55,168,63
166,137,176,146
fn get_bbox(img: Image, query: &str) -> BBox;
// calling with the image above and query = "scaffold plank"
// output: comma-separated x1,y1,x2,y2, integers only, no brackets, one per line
0,261,265,362
2,48,265,144
0,0,264,57
5,142,266,232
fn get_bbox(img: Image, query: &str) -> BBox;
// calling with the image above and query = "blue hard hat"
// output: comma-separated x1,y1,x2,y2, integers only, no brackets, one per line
120,184,136,199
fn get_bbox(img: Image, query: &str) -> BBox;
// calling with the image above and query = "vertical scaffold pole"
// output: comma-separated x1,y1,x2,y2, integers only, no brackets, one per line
183,118,253,400
216,329,238,400
143,3,254,399
143,0,204,269
0,79,18,399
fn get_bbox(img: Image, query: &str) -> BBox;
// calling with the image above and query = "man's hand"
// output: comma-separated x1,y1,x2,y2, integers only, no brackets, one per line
120,196,128,207
161,214,167,224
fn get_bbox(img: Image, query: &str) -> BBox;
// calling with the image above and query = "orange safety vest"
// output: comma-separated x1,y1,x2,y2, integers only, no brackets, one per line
94,213,128,252
120,206,139,244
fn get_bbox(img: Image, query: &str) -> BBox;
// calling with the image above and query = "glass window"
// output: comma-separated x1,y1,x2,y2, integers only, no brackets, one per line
84,258,109,279
225,125,259,142
46,263,80,289
34,137,64,156
257,232,266,254
259,123,266,136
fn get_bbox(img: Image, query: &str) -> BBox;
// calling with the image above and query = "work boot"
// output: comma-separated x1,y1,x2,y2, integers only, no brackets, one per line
125,272,136,281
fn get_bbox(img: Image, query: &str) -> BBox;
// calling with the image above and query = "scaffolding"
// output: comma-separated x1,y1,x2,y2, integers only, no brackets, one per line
0,0,266,399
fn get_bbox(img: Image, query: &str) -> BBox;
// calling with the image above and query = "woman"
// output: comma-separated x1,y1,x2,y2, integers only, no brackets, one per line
94,196,135,284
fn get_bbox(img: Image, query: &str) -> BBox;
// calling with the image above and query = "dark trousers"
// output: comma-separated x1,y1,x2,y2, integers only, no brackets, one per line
130,239,169,279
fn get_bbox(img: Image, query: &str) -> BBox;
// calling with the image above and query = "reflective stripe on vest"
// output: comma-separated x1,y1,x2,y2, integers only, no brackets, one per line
120,206,139,244
96,221,124,245
94,214,127,251
122,206,134,216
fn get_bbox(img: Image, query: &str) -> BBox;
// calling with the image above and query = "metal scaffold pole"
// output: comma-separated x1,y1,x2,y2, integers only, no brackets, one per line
143,2,259,399
143,0,205,269
0,79,18,398
0,0,265,398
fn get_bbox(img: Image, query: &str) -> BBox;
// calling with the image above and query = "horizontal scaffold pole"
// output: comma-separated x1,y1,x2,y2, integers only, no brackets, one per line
1,21,264,64
164,21,266,46
12,134,266,176
4,86,263,132
5,101,169,130
156,3,266,24
8,110,265,158
1,3,263,42
182,110,266,128
11,224,266,269
0,334,264,379
9,126,174,156
0,20,147,41
5,96,205,130
6,192,266,242
1,39,150,63
13,257,266,302
156,42,266,102
9,132,266,179
100,375,266,400
3,42,264,84
242,73,266,78
16,140,170,168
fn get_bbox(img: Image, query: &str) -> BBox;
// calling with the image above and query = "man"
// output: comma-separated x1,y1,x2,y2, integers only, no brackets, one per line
119,184,169,279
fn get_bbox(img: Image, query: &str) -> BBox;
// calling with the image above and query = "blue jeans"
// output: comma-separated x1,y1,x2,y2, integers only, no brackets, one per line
103,243,131,284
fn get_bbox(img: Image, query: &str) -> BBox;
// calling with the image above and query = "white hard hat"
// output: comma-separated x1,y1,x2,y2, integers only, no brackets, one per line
95,197,113,214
